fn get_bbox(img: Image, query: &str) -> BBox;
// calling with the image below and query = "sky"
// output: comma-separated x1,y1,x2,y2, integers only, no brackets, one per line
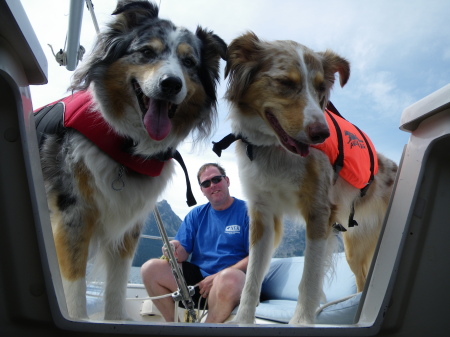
21,0,450,219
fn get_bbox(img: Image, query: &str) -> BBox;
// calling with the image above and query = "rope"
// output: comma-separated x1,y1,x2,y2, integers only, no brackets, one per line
141,234,174,241
195,294,209,322
86,284,200,303
315,293,358,316
85,0,100,34
86,289,174,301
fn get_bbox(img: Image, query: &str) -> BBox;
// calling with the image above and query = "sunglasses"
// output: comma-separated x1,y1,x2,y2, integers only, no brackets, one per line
199,175,225,188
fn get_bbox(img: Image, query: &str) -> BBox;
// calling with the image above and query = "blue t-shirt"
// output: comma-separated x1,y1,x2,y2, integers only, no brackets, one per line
175,198,249,277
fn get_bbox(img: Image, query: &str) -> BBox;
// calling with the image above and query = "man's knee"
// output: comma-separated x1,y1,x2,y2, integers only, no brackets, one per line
219,268,246,282
141,258,168,284
215,268,246,298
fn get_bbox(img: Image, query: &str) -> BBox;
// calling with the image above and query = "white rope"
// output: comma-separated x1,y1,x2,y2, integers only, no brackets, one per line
86,290,174,301
141,234,174,240
315,293,358,316
195,294,208,322
87,283,211,322
48,44,67,66
85,0,100,34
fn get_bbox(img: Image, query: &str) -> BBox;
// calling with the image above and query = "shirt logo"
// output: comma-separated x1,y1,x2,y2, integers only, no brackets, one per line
225,225,241,234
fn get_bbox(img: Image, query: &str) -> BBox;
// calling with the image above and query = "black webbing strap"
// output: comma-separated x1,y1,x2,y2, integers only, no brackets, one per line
212,133,254,160
353,124,375,198
212,133,238,157
348,202,359,228
173,151,197,207
326,101,345,119
325,110,344,183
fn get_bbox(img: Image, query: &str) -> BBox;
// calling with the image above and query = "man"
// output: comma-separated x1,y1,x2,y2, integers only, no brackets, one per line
141,163,249,323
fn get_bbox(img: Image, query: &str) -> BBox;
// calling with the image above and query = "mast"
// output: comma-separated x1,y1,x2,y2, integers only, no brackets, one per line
66,0,84,71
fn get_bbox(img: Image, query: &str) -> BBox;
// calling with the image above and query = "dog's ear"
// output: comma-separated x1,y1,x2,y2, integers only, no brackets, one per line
317,50,350,110
195,27,227,104
112,0,159,29
225,31,262,101
196,27,227,62
192,27,227,141
225,31,260,78
319,50,350,88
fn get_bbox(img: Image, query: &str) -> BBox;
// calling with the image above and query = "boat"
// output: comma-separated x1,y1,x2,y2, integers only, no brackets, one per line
2,0,450,336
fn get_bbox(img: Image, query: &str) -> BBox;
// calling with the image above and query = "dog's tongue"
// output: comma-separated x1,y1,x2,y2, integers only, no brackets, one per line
286,137,310,157
143,99,172,141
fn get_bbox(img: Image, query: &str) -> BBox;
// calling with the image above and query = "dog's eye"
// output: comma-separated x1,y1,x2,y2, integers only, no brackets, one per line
277,77,296,87
140,48,156,58
182,57,196,68
317,82,327,93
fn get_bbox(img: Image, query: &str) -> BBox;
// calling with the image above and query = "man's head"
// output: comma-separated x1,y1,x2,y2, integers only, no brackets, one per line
197,163,233,210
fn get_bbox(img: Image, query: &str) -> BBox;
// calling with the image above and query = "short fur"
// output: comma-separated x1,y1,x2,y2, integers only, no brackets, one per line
225,32,397,324
38,0,226,320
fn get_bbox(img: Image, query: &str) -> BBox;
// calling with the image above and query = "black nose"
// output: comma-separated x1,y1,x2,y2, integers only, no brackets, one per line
160,75,182,96
308,123,330,144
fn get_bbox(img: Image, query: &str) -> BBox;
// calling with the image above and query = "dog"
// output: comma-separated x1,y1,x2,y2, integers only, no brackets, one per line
34,0,226,320
222,32,398,324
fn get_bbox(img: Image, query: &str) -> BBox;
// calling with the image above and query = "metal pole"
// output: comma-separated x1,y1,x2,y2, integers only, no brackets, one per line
153,207,197,322
66,0,84,71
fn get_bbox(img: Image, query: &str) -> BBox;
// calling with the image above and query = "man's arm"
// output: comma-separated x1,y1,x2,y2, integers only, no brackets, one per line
228,255,249,273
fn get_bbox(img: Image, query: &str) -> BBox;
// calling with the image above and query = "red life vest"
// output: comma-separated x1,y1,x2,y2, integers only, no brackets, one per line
34,91,198,206
313,108,378,190
41,91,168,177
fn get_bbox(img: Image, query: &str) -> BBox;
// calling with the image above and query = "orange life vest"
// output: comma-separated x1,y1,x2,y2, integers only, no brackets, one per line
313,107,378,191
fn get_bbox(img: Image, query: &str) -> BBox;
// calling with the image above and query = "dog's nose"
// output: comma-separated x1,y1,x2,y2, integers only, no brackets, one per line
308,123,330,144
160,75,182,96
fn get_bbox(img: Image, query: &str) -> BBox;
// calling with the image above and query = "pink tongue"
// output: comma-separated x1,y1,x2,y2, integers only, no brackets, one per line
287,137,310,157
143,99,172,141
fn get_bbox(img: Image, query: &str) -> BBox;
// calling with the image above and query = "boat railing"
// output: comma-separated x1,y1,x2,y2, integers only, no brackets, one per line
140,234,175,241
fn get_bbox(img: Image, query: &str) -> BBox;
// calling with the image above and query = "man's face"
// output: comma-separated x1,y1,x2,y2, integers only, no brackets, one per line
199,166,230,207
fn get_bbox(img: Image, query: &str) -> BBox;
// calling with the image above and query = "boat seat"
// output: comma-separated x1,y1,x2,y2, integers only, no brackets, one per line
232,252,359,324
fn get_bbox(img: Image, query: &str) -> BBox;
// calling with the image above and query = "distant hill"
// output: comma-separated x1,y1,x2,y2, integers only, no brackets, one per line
274,217,307,257
132,200,182,267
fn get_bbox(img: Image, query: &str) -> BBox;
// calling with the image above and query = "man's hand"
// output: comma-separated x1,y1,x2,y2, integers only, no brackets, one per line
162,240,188,262
197,273,217,298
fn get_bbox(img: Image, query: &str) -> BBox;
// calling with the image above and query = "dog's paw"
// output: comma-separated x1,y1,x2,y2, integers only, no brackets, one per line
289,314,313,325
228,315,255,325
104,312,133,321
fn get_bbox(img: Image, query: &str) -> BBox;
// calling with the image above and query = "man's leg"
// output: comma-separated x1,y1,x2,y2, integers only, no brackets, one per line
205,268,246,323
141,259,178,322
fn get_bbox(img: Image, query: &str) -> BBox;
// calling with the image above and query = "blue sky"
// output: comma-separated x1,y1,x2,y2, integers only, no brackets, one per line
22,0,450,218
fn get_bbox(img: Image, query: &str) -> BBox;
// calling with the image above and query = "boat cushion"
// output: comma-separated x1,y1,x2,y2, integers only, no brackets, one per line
234,252,360,324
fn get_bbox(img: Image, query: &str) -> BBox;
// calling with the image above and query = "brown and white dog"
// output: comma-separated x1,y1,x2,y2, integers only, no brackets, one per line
224,32,397,324
35,0,226,320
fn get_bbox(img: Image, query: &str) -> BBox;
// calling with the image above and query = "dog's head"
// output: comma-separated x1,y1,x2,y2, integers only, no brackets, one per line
225,32,349,157
70,0,226,151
